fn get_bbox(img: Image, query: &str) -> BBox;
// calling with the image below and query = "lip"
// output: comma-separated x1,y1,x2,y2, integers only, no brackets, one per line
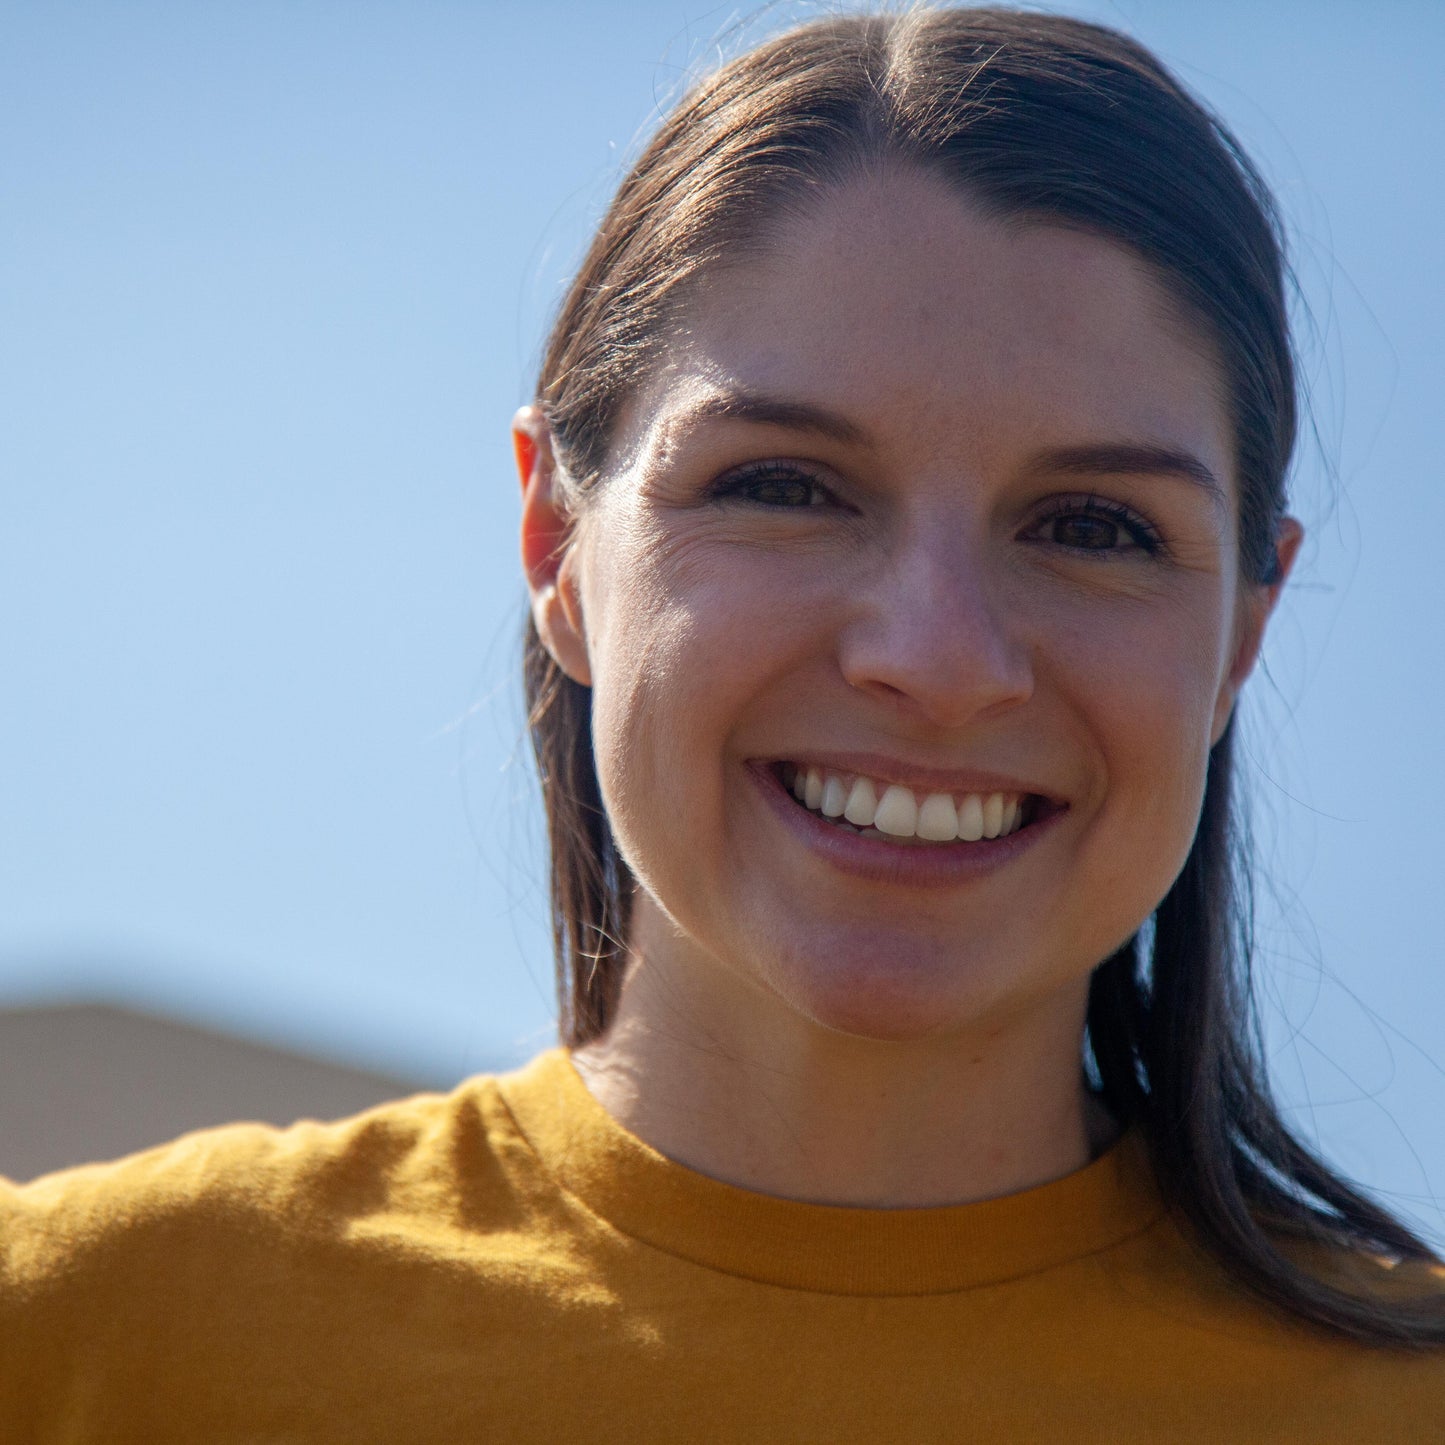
746,760,1067,889
764,750,1067,806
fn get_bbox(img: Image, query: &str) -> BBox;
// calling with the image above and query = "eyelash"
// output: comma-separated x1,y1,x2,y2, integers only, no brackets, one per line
707,461,834,509
708,463,1165,557
1028,495,1164,557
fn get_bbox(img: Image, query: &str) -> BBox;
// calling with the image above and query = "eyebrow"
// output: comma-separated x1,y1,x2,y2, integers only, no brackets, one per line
680,389,1226,506
1023,443,1228,509
682,390,871,447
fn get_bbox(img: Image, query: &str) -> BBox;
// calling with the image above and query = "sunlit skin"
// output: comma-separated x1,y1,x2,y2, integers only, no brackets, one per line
516,166,1301,1208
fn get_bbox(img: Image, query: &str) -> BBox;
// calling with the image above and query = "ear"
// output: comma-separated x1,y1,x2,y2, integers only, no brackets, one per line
514,404,592,686
1211,516,1304,744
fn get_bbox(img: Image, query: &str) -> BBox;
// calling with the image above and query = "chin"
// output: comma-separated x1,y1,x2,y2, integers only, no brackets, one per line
758,928,1009,1043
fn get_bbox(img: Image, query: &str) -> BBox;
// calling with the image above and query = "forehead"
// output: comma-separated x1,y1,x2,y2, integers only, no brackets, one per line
617,168,1233,495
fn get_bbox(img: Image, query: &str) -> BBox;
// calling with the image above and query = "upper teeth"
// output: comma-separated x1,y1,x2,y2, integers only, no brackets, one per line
788,766,1025,842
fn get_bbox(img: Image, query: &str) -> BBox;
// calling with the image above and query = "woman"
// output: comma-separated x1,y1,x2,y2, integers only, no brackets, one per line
3,7,1442,1439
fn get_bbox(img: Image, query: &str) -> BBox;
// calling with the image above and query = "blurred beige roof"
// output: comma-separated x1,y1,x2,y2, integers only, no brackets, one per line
0,1003,420,1183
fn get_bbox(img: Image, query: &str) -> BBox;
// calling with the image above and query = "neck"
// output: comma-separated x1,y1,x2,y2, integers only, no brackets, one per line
572,917,1117,1209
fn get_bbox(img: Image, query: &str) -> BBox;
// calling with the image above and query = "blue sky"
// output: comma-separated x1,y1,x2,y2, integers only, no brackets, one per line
4,1,1443,1240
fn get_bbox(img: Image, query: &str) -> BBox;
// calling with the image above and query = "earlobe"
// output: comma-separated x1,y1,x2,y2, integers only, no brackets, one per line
1209,516,1304,744
514,405,593,686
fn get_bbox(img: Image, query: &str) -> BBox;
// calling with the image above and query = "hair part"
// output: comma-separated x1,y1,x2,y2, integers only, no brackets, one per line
525,5,1445,1346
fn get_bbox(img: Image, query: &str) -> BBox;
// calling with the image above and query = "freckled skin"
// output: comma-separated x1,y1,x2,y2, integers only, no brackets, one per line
521,167,1297,1207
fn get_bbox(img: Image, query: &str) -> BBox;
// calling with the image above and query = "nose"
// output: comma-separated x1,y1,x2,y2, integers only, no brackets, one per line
836,523,1034,728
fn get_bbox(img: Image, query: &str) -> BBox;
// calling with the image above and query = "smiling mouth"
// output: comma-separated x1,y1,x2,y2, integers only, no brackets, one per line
775,762,1053,846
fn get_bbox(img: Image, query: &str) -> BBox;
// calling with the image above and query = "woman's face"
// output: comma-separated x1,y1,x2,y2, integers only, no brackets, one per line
525,166,1292,1046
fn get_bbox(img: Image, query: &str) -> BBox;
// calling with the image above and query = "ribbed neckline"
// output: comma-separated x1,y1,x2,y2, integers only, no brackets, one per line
497,1049,1166,1297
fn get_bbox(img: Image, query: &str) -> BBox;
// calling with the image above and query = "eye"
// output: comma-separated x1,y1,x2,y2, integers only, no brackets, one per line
1053,513,1124,549
1026,495,1163,557
708,461,834,509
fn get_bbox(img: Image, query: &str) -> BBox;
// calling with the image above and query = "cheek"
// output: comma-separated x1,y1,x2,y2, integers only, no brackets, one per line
1100,635,1222,778
1039,573,1230,752
581,527,800,889
1048,591,1230,900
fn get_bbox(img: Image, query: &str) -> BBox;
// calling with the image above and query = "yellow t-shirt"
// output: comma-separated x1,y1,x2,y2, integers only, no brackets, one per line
1,1047,1441,1441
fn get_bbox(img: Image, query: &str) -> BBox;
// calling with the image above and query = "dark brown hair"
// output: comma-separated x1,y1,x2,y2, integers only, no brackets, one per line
524,6,1445,1345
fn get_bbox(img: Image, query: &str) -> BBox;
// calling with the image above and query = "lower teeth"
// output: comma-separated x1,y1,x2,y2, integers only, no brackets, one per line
826,814,961,843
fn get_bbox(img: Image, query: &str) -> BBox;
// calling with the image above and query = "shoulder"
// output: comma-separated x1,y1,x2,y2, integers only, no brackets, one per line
0,1051,631,1436
0,1056,566,1311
